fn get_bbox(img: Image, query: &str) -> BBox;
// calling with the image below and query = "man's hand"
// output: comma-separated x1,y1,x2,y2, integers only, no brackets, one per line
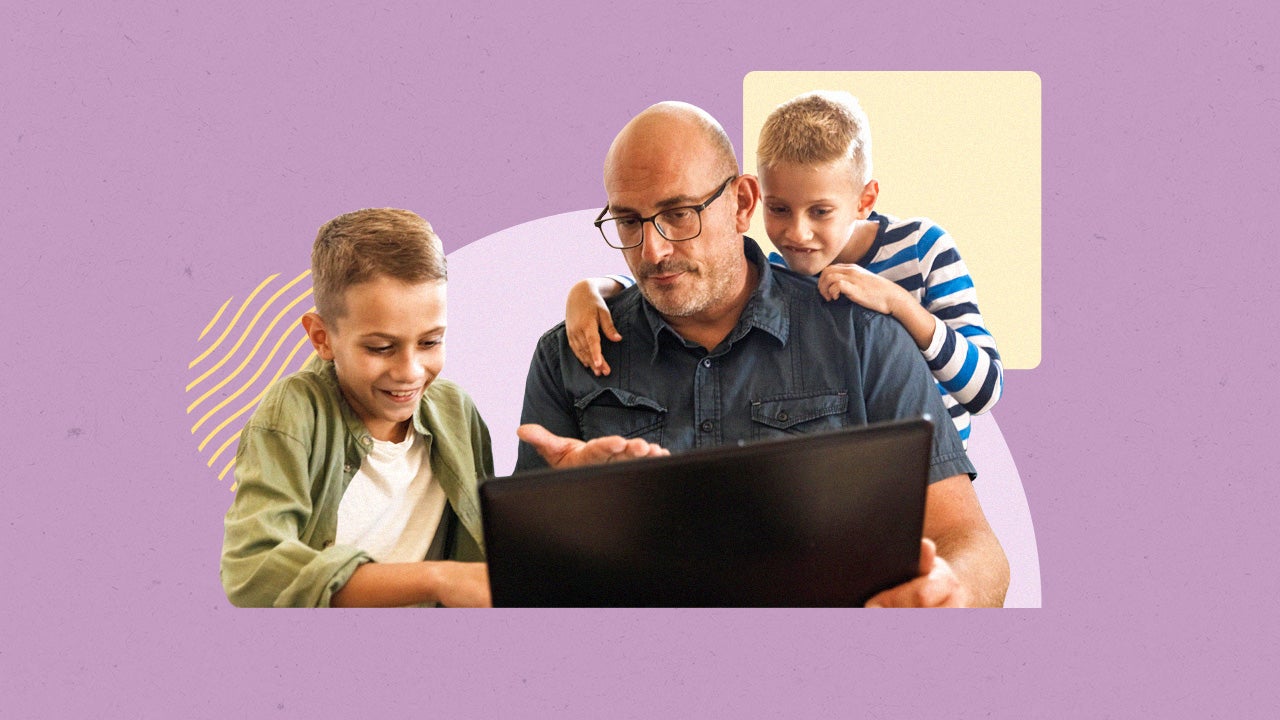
566,278,624,377
517,423,669,469
864,538,971,608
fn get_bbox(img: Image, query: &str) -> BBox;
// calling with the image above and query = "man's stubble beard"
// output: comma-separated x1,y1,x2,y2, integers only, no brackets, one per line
632,238,742,319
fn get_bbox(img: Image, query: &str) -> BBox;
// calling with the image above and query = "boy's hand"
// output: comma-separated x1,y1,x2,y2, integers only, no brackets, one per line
517,423,669,468
864,538,971,608
567,279,623,377
818,263,908,316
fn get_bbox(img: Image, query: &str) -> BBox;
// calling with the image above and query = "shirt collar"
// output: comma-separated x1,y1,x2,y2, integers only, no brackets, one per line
638,236,790,359
310,355,483,550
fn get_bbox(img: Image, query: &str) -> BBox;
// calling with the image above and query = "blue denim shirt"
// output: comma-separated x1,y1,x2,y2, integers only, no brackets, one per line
517,238,974,483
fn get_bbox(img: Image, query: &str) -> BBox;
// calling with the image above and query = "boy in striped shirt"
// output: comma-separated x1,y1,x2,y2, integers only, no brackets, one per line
565,90,1003,444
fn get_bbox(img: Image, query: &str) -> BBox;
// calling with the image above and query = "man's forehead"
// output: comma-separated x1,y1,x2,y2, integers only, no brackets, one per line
604,126,721,211
604,161,717,214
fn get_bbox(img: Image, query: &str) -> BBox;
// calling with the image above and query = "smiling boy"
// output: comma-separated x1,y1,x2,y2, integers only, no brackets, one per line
220,208,492,607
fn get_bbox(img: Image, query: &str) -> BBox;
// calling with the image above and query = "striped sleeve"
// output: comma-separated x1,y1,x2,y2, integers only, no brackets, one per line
909,221,1004,415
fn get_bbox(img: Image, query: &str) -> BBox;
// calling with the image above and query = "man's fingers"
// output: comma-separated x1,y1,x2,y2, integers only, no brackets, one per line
516,424,574,463
516,423,551,446
578,435,629,465
600,436,669,462
865,538,959,608
865,576,928,608
864,575,950,608
919,537,937,576
623,437,654,457
520,425,669,469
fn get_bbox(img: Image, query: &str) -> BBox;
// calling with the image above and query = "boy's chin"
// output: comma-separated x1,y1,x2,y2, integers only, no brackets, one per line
782,255,826,277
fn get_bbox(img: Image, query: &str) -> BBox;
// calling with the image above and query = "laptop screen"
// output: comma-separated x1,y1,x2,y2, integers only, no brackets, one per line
481,418,933,607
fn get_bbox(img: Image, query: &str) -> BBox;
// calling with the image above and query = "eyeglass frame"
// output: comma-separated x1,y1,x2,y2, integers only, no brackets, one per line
593,175,738,249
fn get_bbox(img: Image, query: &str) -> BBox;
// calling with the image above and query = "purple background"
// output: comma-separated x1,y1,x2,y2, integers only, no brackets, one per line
3,1,1276,717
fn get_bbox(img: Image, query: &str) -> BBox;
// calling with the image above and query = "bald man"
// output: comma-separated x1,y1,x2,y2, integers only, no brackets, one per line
516,102,1009,607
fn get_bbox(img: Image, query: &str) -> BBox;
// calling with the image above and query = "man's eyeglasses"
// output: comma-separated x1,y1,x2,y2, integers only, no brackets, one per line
594,175,737,250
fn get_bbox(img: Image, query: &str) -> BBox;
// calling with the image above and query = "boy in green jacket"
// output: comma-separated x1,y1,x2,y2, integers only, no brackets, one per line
220,208,491,607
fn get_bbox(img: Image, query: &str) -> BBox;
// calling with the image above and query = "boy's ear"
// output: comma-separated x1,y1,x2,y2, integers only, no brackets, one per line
857,179,880,217
301,312,336,361
732,174,762,233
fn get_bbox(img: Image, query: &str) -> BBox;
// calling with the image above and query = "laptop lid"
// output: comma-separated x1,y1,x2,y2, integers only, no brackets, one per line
482,417,933,607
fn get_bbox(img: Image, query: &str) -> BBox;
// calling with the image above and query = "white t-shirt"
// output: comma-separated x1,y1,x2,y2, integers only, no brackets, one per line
335,431,446,562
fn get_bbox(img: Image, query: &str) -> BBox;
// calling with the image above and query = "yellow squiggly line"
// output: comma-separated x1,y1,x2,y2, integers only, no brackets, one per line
189,274,280,369
220,455,237,486
199,297,233,342
188,287,312,424
208,432,239,470
209,430,240,469
185,269,311,393
200,330,316,454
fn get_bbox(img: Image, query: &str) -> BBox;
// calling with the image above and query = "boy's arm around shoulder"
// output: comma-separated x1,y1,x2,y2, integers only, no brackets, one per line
566,276,628,376
220,375,371,608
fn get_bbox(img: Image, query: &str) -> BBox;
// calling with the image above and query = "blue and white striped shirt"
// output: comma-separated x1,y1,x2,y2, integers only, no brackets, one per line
770,212,1004,445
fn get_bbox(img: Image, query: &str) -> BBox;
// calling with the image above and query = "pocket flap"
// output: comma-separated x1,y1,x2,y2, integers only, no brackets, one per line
574,387,666,413
575,387,667,439
750,390,848,430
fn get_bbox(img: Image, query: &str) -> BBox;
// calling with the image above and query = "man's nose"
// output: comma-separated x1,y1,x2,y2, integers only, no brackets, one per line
641,220,673,264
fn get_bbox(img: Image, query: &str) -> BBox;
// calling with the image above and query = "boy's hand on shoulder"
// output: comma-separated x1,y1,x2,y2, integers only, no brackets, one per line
517,423,669,469
566,279,623,377
818,263,907,316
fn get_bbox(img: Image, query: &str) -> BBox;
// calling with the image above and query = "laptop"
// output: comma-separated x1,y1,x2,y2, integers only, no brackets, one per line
481,417,933,607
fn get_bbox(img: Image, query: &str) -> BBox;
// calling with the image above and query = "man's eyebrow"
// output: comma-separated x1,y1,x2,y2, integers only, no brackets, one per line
608,193,702,216
653,193,702,210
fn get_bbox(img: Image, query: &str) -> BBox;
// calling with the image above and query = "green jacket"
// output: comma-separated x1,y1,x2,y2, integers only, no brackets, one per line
220,357,491,607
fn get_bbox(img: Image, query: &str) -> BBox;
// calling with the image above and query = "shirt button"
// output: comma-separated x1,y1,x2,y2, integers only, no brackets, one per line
701,358,712,368
700,420,714,433
776,411,789,422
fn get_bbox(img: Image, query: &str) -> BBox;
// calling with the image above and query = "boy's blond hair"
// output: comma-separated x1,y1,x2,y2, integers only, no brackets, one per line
757,90,873,187
311,208,447,321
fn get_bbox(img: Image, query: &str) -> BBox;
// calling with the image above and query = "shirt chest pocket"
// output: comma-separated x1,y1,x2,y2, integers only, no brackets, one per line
575,387,667,444
750,390,850,440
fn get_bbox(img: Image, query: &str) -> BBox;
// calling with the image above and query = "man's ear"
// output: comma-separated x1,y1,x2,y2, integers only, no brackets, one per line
301,312,336,360
732,174,762,233
857,179,880,218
